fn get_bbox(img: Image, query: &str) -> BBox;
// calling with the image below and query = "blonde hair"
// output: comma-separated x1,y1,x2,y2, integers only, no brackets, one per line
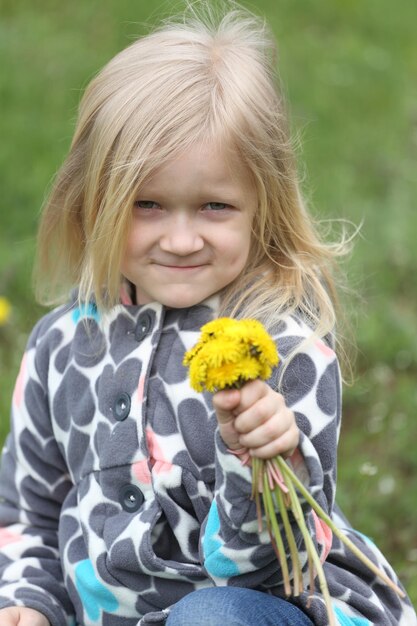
35,2,350,349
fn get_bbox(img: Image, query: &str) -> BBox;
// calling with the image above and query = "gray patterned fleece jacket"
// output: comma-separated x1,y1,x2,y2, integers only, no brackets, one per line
0,295,415,626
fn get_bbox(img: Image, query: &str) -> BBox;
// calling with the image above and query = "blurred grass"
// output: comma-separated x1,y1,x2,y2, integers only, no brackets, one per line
1,0,416,608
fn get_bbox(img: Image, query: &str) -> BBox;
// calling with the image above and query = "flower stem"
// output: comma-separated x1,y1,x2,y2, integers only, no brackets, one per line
277,456,406,599
251,457,264,533
283,467,336,626
274,485,303,596
262,469,292,596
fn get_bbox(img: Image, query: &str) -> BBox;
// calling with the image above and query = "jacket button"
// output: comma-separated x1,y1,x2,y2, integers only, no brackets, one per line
135,312,153,341
119,484,144,512
113,392,131,421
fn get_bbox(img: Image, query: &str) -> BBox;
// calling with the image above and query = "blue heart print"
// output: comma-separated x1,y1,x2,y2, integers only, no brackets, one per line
75,559,119,621
334,606,371,625
203,501,240,578
72,302,100,324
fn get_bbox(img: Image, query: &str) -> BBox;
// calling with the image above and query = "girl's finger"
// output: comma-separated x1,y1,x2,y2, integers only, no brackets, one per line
247,426,299,460
238,418,284,449
212,388,240,425
234,379,268,413
234,392,286,434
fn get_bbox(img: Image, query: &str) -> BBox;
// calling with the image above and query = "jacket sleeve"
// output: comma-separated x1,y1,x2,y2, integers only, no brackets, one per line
200,317,341,590
0,316,75,626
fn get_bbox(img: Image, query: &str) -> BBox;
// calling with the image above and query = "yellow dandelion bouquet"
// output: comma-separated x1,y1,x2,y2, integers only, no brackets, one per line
183,317,404,626
184,317,279,392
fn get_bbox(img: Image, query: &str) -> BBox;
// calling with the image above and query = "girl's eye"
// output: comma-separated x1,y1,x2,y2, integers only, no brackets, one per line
134,200,159,209
205,202,228,211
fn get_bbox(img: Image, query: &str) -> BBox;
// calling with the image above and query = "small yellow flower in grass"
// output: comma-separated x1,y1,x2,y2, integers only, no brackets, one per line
0,297,12,325
183,317,279,392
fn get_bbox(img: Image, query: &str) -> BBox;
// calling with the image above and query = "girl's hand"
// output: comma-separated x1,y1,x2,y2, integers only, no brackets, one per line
213,379,299,459
0,607,50,626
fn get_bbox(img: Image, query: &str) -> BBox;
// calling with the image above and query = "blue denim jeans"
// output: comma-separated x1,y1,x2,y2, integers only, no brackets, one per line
166,587,314,626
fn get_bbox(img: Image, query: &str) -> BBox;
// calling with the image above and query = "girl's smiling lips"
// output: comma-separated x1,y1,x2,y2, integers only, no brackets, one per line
153,262,208,270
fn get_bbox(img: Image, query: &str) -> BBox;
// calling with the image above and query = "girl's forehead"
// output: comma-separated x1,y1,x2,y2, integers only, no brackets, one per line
141,139,250,186
141,142,253,194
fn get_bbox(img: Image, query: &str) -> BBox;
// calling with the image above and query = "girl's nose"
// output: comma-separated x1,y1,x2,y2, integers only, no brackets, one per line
159,214,204,255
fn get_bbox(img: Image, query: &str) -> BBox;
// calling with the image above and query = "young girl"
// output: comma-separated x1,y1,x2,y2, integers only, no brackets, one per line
0,5,415,626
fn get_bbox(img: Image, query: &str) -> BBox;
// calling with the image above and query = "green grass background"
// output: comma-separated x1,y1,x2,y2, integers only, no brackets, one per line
1,0,416,609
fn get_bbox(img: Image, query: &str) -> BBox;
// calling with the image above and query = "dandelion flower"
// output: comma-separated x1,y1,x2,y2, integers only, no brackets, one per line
183,317,278,392
0,297,12,326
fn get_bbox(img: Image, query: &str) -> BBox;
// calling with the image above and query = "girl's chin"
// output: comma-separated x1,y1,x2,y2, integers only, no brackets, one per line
148,287,218,309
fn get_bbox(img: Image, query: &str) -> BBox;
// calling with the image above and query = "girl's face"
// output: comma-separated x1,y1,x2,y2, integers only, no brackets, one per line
121,141,257,309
